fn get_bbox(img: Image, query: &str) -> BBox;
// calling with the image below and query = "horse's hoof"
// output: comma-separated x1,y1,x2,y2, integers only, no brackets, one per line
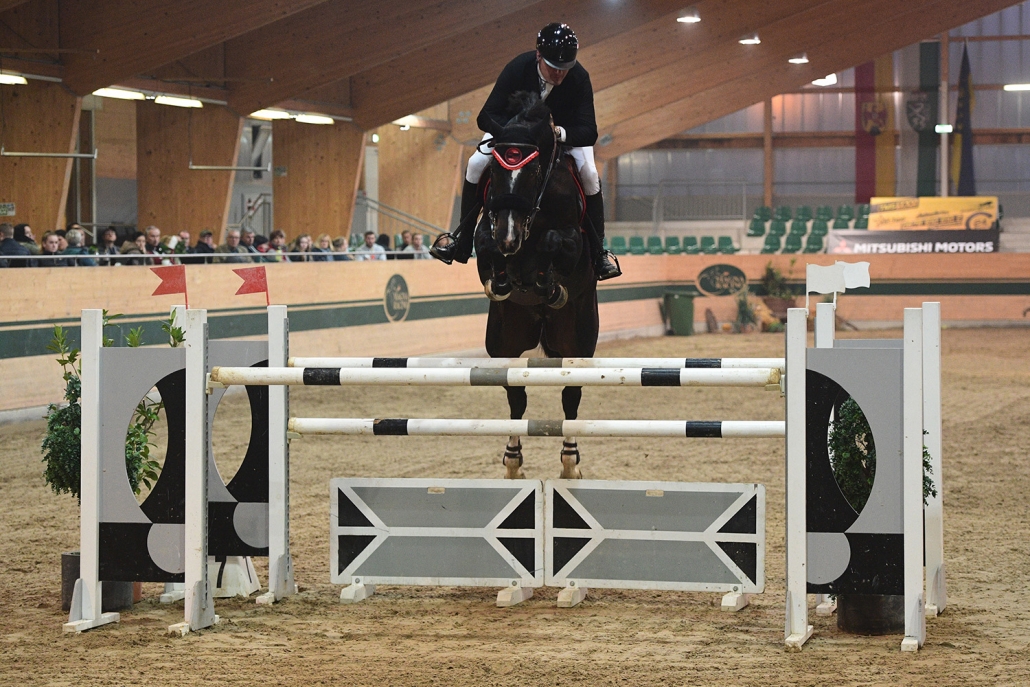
503,443,524,479
546,284,568,309
485,279,511,301
560,446,582,479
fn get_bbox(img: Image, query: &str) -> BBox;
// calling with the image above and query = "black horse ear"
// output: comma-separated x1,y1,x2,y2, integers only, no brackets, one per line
530,116,551,142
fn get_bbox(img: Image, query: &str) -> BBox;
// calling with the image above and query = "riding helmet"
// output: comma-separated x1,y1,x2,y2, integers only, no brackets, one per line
537,23,578,71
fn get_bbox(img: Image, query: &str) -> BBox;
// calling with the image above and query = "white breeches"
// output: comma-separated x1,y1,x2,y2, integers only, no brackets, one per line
465,134,600,195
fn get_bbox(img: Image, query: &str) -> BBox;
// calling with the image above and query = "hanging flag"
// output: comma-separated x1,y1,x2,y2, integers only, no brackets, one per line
150,265,188,308
854,56,897,204
233,266,270,306
951,44,976,196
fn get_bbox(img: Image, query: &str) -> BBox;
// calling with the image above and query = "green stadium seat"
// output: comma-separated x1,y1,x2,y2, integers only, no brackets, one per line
853,217,869,229
768,220,787,236
610,236,628,255
682,236,699,254
836,205,855,221
664,236,682,254
774,206,793,221
629,236,646,255
816,205,833,221
856,203,871,218
602,237,609,250
747,218,766,237
782,234,802,253
809,219,829,236
717,236,738,254
803,233,825,253
646,236,664,254
795,206,813,222
700,236,718,254
760,234,781,254
753,205,773,221
832,218,850,230
789,220,808,236
394,234,403,249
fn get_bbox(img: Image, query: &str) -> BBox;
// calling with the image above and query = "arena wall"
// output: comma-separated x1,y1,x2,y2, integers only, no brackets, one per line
1,253,1026,412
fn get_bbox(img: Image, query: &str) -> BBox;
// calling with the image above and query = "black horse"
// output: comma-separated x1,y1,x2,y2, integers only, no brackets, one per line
473,93,599,479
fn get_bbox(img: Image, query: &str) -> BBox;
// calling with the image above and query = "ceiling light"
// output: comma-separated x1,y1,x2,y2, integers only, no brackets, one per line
399,124,411,131
811,73,837,87
92,87,145,100
739,34,760,45
371,133,380,143
788,53,809,65
1003,83,1030,91
154,95,203,108
935,123,953,134
250,108,292,120
677,8,700,23
0,72,28,85
295,113,335,125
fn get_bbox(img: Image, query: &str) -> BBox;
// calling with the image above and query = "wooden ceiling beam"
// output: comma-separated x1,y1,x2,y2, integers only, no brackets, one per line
595,0,1019,160
348,0,699,130
225,0,544,117
59,0,331,96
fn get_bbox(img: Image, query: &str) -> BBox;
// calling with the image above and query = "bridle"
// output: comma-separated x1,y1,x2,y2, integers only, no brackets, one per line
479,124,560,240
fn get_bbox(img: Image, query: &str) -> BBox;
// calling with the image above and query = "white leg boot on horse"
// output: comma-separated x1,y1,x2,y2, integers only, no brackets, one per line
503,437,526,480
560,387,583,479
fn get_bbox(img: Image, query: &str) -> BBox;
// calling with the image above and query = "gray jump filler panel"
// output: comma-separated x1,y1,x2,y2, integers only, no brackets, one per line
330,478,544,589
545,480,765,594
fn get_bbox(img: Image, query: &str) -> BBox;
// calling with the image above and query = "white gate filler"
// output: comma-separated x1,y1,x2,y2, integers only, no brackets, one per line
66,261,946,652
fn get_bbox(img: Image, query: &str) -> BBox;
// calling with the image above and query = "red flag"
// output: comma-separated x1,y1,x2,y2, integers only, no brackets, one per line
151,265,188,308
233,266,270,306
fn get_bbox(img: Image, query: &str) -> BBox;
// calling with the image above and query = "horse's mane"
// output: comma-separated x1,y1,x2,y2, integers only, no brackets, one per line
499,92,551,144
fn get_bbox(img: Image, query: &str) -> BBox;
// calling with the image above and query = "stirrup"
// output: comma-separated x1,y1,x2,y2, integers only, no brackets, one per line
595,250,622,281
430,233,458,265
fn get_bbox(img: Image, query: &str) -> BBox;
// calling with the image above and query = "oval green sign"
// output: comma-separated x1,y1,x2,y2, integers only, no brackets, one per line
696,264,748,297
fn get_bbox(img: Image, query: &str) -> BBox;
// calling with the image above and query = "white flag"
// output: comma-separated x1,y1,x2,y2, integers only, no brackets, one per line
806,263,846,295
837,261,870,289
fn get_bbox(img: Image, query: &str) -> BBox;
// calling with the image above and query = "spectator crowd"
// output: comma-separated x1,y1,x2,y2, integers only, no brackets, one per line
0,223,432,267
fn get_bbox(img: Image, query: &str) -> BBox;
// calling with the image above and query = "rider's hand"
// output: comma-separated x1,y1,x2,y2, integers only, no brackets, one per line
554,125,566,143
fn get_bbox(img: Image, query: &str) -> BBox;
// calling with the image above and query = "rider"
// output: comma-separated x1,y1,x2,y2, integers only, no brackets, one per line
430,22,621,281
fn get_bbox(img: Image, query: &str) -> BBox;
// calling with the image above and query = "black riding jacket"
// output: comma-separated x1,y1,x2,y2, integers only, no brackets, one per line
477,51,598,149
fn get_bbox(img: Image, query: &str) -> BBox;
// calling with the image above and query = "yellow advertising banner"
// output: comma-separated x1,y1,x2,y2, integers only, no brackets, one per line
868,196,998,230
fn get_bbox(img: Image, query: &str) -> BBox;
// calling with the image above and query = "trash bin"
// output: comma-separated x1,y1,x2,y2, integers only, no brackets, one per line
663,290,695,336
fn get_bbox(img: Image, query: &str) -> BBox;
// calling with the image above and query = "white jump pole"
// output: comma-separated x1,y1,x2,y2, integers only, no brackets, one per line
170,309,217,636
812,301,837,617
922,302,946,617
784,307,812,651
211,366,782,389
901,308,926,652
288,418,785,438
258,305,295,605
64,309,119,633
289,356,786,371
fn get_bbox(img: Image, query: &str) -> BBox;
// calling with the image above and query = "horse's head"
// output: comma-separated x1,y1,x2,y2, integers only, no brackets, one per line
487,93,554,256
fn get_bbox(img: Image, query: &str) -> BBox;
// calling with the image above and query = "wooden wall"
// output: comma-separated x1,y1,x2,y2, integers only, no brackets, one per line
0,80,80,231
271,119,365,241
94,97,137,180
376,103,464,234
136,101,242,239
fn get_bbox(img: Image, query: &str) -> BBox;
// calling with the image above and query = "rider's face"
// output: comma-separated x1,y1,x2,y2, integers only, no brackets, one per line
537,54,568,86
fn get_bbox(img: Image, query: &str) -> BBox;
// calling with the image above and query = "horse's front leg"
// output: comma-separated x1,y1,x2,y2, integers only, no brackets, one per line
485,253,513,302
533,229,568,309
559,386,583,479
503,386,527,479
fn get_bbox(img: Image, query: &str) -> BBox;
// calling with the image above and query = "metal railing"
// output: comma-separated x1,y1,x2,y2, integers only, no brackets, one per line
615,181,753,231
228,192,273,236
354,192,447,240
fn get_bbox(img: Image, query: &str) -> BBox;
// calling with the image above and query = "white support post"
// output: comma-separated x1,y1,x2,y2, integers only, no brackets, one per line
922,303,946,617
64,310,119,633
784,307,813,651
170,309,217,636
901,309,927,652
258,305,295,605
812,301,837,616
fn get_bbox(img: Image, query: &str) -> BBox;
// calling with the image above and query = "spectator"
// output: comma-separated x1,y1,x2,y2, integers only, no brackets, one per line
118,232,147,266
0,222,34,267
143,225,173,265
192,230,216,264
240,229,260,256
331,236,352,261
376,233,394,259
311,234,333,261
288,233,313,262
263,230,287,262
62,228,97,266
396,230,414,260
13,224,40,255
39,232,70,267
354,231,386,261
54,229,69,252
96,227,120,265
403,232,431,259
178,230,191,248
215,229,251,263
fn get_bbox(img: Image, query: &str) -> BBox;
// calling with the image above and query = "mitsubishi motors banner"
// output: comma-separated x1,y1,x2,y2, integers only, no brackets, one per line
827,227,999,255
868,196,998,230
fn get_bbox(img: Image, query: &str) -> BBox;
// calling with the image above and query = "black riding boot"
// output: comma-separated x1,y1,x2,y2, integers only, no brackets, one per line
431,180,479,264
584,192,621,281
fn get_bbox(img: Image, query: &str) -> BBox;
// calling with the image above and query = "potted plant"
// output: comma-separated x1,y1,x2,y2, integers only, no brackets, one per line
758,260,797,324
43,313,178,612
827,397,937,634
